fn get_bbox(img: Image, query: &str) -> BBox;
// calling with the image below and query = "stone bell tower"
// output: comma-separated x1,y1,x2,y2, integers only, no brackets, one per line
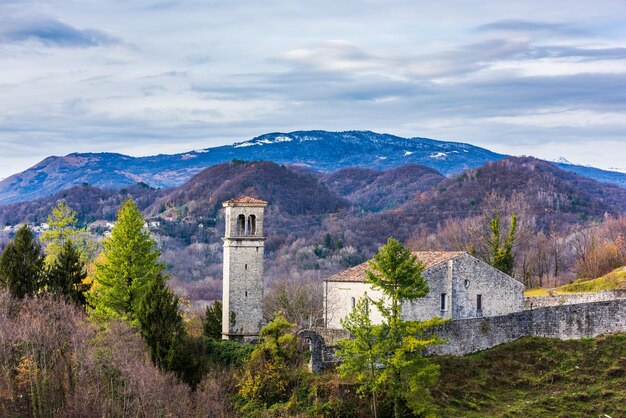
222,196,267,340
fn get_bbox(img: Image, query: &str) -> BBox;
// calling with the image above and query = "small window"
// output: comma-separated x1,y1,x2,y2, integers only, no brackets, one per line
365,298,369,315
245,264,248,270
245,290,248,297
464,279,470,289
477,294,482,311
248,214,257,236
440,293,447,311
351,297,356,310
237,214,246,235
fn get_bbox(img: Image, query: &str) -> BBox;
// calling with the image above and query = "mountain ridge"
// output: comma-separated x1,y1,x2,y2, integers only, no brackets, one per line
1,130,625,204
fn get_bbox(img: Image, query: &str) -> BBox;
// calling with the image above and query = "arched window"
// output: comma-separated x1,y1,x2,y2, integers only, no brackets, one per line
247,214,257,236
237,214,245,235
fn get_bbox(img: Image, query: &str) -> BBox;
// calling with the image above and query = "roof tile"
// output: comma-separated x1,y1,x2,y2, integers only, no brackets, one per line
327,251,465,283
224,196,267,205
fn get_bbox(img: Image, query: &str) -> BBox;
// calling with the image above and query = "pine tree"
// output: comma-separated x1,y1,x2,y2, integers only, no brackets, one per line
46,240,90,306
487,213,518,276
337,296,383,418
351,237,445,418
203,300,223,339
41,201,96,265
89,199,163,323
0,225,45,298
136,272,184,368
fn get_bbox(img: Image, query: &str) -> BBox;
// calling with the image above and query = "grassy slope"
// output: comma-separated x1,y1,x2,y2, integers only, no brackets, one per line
526,266,626,296
433,334,626,417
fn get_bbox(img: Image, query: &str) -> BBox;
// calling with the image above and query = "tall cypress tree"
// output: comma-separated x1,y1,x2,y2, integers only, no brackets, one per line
136,272,184,368
0,225,45,298
46,240,90,306
89,199,163,323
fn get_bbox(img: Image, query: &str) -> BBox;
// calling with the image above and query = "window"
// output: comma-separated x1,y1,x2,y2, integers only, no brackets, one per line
237,214,246,235
248,214,257,235
440,293,447,311
464,279,470,289
351,297,356,311
477,294,482,311
245,264,248,270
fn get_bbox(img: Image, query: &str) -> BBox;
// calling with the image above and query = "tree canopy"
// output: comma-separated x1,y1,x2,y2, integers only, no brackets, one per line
340,237,445,418
0,225,45,299
46,240,90,306
89,199,164,324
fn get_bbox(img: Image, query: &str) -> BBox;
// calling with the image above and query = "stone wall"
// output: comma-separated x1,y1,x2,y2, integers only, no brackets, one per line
524,289,626,310
428,299,626,355
309,299,626,369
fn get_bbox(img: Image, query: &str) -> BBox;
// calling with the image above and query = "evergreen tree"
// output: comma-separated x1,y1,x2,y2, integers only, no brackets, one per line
0,225,45,298
46,240,90,306
337,296,383,418
41,201,96,265
487,213,518,276
341,237,445,418
203,300,223,339
89,199,163,323
136,273,184,369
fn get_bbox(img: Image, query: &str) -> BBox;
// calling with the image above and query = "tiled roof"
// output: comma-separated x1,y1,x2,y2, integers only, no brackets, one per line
223,196,267,205
326,251,466,283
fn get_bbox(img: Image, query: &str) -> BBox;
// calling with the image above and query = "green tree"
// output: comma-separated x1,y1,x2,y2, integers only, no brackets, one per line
238,314,303,409
337,295,383,418
89,199,163,324
0,225,45,298
203,300,223,339
342,237,445,418
46,240,90,306
41,201,96,265
487,213,517,276
136,272,184,369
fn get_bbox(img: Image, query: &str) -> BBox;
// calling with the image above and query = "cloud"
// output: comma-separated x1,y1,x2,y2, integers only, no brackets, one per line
1,1,626,177
476,20,588,37
0,18,120,48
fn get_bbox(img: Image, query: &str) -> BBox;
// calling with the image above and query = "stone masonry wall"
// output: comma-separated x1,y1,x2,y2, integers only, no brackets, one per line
524,289,626,310
427,299,626,355
309,299,626,370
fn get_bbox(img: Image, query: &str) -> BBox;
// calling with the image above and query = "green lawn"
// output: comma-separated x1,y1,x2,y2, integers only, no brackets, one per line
433,334,626,417
526,266,626,297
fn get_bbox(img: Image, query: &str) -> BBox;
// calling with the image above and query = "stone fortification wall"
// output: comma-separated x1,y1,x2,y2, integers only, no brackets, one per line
524,289,626,310
428,299,626,355
309,299,626,370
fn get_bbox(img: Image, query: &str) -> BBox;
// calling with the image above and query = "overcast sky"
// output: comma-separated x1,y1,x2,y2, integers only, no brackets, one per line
1,0,625,178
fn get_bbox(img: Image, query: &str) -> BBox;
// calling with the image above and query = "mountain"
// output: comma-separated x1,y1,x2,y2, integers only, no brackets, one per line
0,131,502,204
1,130,625,204
390,156,626,232
147,160,349,220
320,164,445,211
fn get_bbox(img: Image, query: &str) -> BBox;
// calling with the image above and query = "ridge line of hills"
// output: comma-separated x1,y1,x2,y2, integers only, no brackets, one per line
1,130,624,204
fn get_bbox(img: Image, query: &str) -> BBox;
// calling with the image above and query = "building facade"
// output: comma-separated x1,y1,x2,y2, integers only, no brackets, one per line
221,196,267,340
324,251,524,329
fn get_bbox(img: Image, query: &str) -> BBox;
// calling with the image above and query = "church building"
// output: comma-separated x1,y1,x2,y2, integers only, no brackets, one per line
323,251,524,329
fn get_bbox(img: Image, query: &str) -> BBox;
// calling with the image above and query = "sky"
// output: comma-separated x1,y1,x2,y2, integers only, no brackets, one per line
1,0,626,178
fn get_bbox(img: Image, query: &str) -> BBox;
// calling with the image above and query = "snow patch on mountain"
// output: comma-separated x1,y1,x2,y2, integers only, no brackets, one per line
554,156,574,165
403,151,414,156
430,152,447,159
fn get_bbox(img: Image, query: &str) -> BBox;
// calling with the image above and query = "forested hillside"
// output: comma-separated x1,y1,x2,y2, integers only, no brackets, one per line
1,158,625,302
